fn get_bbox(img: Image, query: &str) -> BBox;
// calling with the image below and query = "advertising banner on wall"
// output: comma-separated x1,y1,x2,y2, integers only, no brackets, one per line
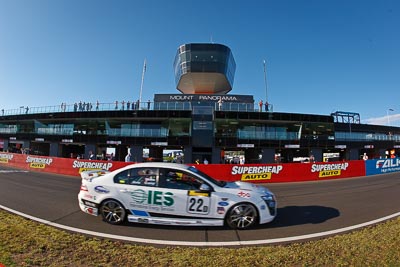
0,153,132,176
365,158,400,175
0,152,371,183
195,161,366,183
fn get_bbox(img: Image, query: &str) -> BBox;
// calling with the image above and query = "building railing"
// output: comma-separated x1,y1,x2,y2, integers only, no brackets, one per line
335,132,400,142
1,101,274,116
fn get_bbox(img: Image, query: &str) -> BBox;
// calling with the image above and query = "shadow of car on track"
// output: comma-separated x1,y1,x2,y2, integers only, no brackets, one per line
264,205,340,229
109,205,339,232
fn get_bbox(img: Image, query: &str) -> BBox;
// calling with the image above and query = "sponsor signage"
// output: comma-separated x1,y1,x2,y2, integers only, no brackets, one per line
107,140,121,145
364,145,374,149
72,160,113,173
62,139,73,143
154,94,254,103
26,156,53,169
151,142,168,146
311,162,349,178
285,144,300,148
335,145,347,149
232,165,283,182
237,144,254,148
366,158,400,175
0,153,13,163
35,138,45,142
195,161,366,183
3,152,399,183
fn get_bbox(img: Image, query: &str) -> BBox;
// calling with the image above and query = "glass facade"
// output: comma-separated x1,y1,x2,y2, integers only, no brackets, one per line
174,43,236,94
335,131,400,142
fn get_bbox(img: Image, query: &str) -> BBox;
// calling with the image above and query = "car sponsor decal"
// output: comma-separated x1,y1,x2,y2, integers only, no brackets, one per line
94,186,110,194
217,207,225,214
187,190,210,197
83,206,98,215
129,189,175,212
131,209,150,217
218,201,229,206
237,191,251,198
82,199,98,208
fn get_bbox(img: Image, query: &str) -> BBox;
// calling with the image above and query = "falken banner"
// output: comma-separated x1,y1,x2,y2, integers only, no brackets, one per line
365,158,400,175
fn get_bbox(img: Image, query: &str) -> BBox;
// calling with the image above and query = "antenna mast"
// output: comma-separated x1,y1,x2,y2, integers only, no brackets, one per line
139,58,146,104
263,59,268,103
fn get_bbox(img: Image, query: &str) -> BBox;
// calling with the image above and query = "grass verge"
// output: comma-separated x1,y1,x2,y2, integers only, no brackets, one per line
0,209,399,266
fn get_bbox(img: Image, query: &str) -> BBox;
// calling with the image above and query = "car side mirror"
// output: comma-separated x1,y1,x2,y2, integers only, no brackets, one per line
199,183,211,191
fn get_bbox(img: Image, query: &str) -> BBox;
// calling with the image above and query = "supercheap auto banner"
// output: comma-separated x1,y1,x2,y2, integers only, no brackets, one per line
0,152,366,182
365,158,400,175
0,153,131,176
195,161,366,183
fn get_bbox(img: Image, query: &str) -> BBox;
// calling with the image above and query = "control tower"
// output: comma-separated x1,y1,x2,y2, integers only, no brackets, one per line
173,43,236,94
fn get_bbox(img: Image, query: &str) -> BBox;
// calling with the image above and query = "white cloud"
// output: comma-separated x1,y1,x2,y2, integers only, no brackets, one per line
363,113,400,126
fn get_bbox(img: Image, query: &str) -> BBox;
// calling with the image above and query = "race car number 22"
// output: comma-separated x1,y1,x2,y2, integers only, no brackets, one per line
187,197,210,214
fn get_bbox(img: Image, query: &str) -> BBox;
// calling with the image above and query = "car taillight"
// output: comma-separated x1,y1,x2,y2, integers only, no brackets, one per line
80,184,88,191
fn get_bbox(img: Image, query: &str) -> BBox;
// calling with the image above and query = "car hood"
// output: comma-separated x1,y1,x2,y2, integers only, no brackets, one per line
223,181,273,195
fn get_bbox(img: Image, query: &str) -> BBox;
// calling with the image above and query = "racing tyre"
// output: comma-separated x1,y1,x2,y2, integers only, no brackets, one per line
100,199,126,225
226,203,258,230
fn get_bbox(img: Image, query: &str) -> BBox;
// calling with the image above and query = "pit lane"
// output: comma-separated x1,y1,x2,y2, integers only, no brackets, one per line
0,165,399,246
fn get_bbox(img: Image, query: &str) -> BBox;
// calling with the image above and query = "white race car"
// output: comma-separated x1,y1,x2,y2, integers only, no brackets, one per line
78,162,277,230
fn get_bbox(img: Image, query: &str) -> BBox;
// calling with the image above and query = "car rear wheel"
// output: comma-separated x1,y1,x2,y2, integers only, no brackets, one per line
226,203,258,230
100,199,126,225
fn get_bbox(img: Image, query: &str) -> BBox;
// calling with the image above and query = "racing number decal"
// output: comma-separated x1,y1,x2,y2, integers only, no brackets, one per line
187,196,210,214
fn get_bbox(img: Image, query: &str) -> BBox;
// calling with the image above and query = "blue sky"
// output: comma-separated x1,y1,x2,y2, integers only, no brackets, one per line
1,0,399,126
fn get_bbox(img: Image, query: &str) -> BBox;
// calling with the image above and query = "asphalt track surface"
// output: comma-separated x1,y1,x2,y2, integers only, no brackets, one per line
0,165,399,247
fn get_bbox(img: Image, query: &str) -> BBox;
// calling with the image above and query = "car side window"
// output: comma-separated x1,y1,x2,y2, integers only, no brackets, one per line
159,168,203,190
113,168,158,187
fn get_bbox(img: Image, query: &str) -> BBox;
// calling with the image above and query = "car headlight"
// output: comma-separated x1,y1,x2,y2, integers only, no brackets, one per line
261,193,275,202
261,193,276,216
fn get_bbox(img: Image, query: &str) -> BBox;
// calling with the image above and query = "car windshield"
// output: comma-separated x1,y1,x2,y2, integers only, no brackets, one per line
188,166,226,187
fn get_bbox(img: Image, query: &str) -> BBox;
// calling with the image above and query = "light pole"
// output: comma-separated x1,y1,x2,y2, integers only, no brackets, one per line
387,108,394,126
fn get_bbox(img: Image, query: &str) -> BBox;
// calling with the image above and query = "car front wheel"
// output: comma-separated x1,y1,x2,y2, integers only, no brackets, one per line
226,203,258,230
100,199,126,225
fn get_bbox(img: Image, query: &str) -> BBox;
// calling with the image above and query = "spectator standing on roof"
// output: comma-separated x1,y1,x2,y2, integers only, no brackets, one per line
265,101,269,112
259,100,263,112
125,152,131,162
218,98,223,110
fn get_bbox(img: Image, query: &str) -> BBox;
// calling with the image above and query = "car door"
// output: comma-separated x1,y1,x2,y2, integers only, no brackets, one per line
157,168,215,218
112,167,161,214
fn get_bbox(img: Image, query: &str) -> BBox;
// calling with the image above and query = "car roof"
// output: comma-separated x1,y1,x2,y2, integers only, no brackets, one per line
118,162,192,172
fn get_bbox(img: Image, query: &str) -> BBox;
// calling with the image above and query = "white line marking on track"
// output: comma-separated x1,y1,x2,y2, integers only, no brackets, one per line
1,204,399,246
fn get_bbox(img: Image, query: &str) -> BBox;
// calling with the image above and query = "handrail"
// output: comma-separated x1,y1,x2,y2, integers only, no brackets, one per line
0,101,274,116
